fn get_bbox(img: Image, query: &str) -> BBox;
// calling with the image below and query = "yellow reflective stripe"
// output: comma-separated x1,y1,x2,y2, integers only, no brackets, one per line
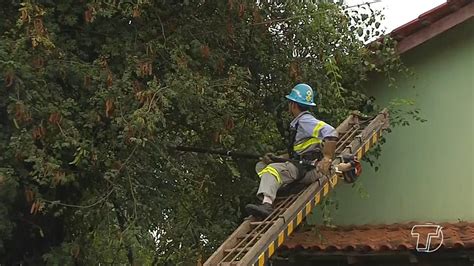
293,137,321,151
258,166,282,184
293,121,326,152
312,121,326,138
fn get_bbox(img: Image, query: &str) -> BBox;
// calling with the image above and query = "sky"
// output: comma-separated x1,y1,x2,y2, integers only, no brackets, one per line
345,0,446,32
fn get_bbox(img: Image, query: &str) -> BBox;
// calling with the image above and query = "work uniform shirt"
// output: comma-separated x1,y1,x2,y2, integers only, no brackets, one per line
290,111,338,155
256,111,336,193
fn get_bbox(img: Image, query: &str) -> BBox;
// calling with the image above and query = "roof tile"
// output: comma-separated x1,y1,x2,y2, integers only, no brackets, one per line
282,222,474,253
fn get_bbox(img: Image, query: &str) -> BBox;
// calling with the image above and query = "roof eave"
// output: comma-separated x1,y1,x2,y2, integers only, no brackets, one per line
395,2,474,54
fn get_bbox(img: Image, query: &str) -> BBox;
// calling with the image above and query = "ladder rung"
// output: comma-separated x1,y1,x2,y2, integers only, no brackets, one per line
237,233,261,240
275,196,290,201
219,262,239,266
250,221,274,226
224,247,250,253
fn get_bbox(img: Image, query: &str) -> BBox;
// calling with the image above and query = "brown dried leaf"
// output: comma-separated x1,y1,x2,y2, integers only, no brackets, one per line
112,160,123,171
289,62,300,80
32,57,44,69
133,80,142,94
20,9,29,23
138,61,152,77
53,171,65,186
83,75,91,88
146,62,152,75
33,18,44,34
106,72,113,87
98,56,108,69
132,7,141,18
4,72,14,87
30,202,37,214
238,3,246,18
226,20,234,37
32,126,46,140
25,188,34,203
216,57,225,74
105,99,114,118
71,245,80,258
14,103,28,123
84,7,94,23
212,131,222,144
177,56,188,69
224,117,235,130
253,9,262,24
48,112,62,125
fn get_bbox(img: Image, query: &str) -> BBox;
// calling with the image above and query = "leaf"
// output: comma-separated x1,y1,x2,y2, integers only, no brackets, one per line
105,99,114,117
30,202,37,214
13,118,19,129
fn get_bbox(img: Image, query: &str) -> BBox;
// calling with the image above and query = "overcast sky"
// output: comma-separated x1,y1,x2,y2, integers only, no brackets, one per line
345,0,446,32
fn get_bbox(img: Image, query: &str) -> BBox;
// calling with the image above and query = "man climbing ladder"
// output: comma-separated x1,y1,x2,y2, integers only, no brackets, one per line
245,83,340,218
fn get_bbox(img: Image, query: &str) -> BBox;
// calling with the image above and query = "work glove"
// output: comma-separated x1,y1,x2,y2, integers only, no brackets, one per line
318,157,332,176
261,153,276,164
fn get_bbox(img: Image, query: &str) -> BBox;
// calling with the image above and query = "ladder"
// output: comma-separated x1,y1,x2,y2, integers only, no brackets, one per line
204,109,390,266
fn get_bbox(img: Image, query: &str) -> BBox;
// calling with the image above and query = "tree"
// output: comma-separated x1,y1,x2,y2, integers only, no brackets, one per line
0,1,401,264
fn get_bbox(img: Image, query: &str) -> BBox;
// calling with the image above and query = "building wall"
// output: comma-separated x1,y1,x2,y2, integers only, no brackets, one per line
310,19,474,225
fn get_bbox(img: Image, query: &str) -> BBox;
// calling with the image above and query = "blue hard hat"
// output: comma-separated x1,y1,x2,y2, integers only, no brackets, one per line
285,83,316,106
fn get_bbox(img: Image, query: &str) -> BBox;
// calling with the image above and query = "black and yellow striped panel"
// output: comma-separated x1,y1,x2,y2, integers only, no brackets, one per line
251,181,329,265
356,130,383,160
251,128,383,266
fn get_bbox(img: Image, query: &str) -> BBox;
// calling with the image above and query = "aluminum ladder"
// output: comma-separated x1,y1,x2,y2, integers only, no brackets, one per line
204,109,390,266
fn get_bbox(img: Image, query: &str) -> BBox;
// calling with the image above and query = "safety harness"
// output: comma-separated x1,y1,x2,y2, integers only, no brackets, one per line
287,122,322,180
288,120,362,182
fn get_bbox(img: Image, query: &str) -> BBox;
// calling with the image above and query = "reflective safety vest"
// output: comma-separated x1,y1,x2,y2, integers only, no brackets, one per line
293,120,327,152
288,111,337,159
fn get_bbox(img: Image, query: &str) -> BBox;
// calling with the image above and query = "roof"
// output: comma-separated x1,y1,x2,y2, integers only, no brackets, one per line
281,222,474,253
390,0,473,54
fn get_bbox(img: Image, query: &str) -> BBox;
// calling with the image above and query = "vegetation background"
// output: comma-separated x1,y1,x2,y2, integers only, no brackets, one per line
0,0,404,264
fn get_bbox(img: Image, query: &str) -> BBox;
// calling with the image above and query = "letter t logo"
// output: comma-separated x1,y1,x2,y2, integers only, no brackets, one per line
411,224,444,253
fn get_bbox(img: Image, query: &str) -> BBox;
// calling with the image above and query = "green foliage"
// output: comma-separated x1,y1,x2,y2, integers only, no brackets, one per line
388,98,427,127
0,1,403,264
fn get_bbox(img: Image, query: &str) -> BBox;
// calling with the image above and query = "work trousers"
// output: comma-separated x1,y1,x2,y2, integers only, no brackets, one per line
255,161,323,201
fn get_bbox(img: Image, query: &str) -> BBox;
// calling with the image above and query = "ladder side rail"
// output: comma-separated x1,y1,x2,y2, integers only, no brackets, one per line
335,110,388,163
358,110,388,142
350,109,389,161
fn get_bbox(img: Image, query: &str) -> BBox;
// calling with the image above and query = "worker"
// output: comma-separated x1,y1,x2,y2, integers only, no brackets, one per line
245,83,339,218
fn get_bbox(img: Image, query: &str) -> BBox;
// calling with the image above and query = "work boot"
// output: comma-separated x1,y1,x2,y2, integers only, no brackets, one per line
245,203,274,218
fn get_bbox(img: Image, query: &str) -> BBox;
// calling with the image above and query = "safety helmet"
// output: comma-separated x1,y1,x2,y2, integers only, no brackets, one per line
285,83,316,107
